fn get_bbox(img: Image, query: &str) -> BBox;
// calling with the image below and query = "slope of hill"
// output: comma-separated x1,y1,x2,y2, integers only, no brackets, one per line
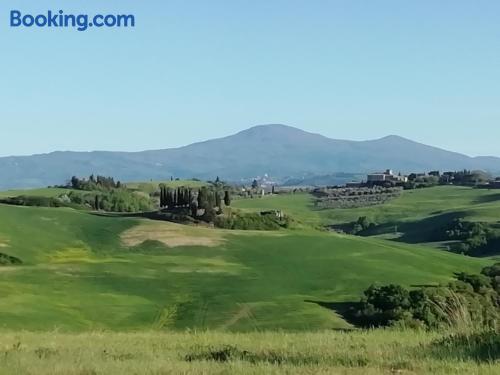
0,203,489,331
1,124,499,189
233,185,500,256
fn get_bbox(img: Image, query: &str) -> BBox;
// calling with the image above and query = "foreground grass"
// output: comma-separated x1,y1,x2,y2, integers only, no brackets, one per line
0,330,498,374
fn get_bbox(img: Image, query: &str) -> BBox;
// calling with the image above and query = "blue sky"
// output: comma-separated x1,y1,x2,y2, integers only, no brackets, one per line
1,0,499,156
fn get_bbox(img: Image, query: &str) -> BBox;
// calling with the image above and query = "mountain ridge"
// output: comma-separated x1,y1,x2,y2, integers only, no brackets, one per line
0,124,498,189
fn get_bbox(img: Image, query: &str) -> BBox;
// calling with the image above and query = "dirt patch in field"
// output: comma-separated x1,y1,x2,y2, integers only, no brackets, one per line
222,304,254,329
121,221,225,248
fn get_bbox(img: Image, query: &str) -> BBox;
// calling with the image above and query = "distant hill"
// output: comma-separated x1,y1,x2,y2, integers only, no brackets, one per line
1,124,499,189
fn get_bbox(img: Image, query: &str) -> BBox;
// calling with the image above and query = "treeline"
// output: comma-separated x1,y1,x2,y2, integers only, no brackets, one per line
351,263,500,329
404,170,491,190
67,175,123,191
68,190,153,213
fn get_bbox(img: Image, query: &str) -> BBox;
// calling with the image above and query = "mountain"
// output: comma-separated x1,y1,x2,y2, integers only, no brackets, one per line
0,124,499,189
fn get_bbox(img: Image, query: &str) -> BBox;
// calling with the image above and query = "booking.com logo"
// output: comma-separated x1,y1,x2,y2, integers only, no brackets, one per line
10,10,135,31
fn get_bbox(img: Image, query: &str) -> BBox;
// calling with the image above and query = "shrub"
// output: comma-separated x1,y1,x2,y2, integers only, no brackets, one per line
351,265,500,330
214,212,288,230
0,253,22,266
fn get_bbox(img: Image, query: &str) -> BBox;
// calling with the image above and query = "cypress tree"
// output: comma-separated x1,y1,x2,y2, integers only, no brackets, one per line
166,188,172,208
215,191,221,208
224,191,231,206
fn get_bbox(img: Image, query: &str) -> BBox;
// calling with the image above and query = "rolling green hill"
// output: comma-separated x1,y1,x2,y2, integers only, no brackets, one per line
0,200,490,331
233,186,500,252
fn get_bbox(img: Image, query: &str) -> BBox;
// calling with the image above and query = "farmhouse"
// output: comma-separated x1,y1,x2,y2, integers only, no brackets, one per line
367,169,408,184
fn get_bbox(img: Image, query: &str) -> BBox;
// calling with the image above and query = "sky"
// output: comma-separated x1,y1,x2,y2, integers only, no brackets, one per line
1,0,499,157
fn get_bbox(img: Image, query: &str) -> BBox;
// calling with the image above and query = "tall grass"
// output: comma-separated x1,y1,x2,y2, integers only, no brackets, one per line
0,329,498,374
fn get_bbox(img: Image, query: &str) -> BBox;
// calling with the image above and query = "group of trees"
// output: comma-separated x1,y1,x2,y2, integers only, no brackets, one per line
157,184,232,222
351,263,500,329
404,170,491,190
312,187,402,209
62,174,152,212
159,185,193,209
444,170,491,185
68,175,122,191
68,190,153,213
433,218,500,256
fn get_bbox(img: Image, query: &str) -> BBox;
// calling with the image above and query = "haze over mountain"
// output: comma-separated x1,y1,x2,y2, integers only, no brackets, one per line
1,124,499,189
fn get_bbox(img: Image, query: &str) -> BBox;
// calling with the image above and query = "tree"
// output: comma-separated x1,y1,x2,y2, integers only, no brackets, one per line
197,187,208,209
224,191,231,206
70,176,80,189
166,188,174,208
190,202,198,218
252,179,259,189
94,195,99,211
215,191,221,208
159,184,166,208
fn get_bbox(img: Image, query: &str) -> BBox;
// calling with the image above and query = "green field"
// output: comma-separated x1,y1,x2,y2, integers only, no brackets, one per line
233,186,500,246
1,330,498,374
0,199,490,331
0,188,74,199
0,184,498,373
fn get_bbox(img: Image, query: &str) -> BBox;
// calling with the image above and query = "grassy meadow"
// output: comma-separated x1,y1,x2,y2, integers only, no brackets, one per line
0,199,490,331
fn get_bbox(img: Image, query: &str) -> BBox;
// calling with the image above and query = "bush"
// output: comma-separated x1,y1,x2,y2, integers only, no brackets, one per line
350,216,377,234
214,212,288,230
351,264,500,330
0,253,22,266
